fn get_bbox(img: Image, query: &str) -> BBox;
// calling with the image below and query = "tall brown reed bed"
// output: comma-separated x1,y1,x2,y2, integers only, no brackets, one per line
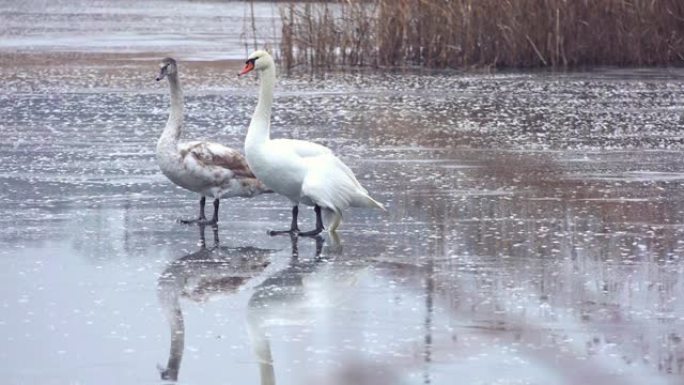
279,0,684,69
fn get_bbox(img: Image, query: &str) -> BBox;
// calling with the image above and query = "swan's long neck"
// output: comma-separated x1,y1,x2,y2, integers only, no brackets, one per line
245,66,275,150
158,73,183,153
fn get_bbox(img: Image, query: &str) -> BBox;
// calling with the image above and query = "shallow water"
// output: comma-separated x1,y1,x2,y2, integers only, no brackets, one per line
1,1,684,385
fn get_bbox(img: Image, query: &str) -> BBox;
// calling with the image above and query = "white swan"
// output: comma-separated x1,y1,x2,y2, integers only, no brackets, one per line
238,51,384,236
156,57,270,224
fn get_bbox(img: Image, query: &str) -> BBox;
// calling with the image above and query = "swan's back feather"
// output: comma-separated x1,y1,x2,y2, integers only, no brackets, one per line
180,141,256,178
271,138,332,158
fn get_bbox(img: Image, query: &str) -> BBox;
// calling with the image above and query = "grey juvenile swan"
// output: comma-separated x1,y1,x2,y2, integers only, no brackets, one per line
156,57,270,224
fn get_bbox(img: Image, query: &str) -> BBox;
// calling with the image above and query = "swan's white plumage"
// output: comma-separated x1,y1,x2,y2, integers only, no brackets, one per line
242,50,384,232
275,138,332,158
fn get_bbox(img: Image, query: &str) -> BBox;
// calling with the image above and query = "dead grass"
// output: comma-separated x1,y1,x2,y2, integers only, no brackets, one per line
279,0,684,69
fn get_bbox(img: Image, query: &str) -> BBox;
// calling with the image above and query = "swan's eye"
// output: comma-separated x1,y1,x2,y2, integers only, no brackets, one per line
246,58,256,65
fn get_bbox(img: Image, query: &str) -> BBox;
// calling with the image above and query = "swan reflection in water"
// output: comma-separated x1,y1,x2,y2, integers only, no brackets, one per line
158,228,368,384
156,224,273,381
247,234,326,383
246,233,379,385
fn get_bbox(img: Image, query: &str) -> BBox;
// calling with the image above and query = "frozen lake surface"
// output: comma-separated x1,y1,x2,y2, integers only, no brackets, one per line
1,1,684,384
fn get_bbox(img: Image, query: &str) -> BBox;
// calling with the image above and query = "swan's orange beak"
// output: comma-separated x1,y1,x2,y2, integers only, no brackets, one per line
238,62,254,77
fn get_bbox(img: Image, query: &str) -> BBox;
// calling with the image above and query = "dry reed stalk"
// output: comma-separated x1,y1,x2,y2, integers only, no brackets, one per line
279,0,684,70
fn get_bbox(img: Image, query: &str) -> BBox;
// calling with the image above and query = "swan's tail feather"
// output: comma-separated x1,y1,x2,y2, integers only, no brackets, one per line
363,194,386,211
352,190,385,211
322,208,342,233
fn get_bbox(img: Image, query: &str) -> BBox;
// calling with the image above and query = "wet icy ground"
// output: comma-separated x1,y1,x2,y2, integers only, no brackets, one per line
2,1,684,384
2,56,683,385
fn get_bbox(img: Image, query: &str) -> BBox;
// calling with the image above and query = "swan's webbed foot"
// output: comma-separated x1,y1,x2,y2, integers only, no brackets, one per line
179,198,219,226
298,205,324,237
268,227,299,236
297,227,323,237
268,205,300,236
270,205,324,237
180,217,218,226
179,215,205,224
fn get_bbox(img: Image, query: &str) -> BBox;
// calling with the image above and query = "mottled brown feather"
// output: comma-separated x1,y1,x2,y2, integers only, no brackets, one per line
208,151,255,178
180,142,256,179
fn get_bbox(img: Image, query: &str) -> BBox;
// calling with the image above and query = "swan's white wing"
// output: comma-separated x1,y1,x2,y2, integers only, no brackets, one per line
301,154,382,212
329,155,367,193
271,138,332,158
301,161,352,212
300,154,384,232
179,141,255,178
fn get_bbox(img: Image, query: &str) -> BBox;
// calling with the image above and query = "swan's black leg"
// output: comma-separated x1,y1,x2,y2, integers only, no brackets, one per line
269,206,300,236
195,199,219,225
180,196,208,224
199,196,207,220
207,198,220,224
299,205,324,237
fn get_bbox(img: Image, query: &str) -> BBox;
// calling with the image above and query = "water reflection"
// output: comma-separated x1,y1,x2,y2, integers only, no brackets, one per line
368,254,684,385
156,224,272,381
246,234,325,385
